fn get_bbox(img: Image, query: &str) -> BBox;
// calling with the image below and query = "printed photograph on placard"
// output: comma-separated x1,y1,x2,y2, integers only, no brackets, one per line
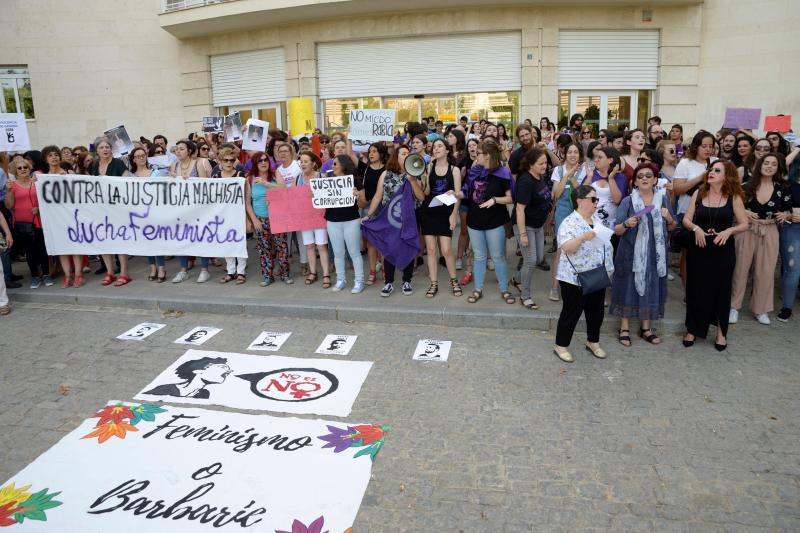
412,339,452,361
202,116,224,133
103,124,134,157
116,322,166,341
242,118,269,152
315,334,357,356
174,326,222,346
247,331,292,351
223,111,243,141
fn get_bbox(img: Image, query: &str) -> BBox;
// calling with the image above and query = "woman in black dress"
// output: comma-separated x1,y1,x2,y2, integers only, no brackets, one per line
681,160,749,350
419,138,462,297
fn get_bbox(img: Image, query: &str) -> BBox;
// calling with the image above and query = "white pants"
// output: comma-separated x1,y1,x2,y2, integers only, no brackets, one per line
293,231,308,263
302,228,328,246
225,257,247,276
0,260,7,307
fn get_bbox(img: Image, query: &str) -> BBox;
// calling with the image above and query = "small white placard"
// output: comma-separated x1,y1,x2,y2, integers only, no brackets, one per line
246,331,292,351
103,124,134,158
223,111,243,142
315,334,358,356
174,326,222,346
349,108,395,152
242,118,269,152
310,175,356,208
0,112,30,151
116,322,166,341
412,339,452,362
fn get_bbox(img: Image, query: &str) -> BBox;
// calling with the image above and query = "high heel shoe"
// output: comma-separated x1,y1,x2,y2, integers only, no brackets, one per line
682,334,695,347
714,338,727,351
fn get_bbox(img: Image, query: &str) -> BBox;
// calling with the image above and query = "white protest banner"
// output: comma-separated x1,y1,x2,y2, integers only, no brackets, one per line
242,118,269,152
174,327,222,346
310,175,356,209
1,401,387,532
103,124,134,158
349,109,395,152
223,111,243,142
0,113,31,152
36,175,247,256
117,322,166,341
247,331,292,351
412,339,452,361
136,349,372,417
202,116,223,133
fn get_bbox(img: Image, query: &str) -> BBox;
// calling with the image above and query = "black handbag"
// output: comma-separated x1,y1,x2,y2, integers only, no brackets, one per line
565,247,611,295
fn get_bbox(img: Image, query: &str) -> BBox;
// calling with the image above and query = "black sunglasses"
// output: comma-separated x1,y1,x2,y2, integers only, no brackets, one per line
223,158,236,163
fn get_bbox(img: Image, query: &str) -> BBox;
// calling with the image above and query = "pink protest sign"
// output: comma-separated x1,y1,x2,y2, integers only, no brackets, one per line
764,115,791,133
267,185,327,233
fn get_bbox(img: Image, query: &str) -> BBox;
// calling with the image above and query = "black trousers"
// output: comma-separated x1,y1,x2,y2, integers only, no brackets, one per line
384,259,413,284
15,225,49,278
555,281,605,347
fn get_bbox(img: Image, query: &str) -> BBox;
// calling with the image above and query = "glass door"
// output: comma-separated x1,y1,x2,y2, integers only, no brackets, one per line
569,91,638,132
227,103,283,130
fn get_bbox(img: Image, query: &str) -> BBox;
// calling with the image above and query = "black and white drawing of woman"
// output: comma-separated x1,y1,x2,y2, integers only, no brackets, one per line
144,357,231,399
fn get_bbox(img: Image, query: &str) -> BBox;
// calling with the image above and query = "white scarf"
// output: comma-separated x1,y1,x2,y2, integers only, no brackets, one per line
631,188,667,296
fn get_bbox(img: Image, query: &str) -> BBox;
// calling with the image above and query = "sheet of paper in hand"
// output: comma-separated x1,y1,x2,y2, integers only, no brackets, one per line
0,401,387,532
315,334,358,356
117,322,166,341
412,339,452,361
135,349,372,416
174,327,221,346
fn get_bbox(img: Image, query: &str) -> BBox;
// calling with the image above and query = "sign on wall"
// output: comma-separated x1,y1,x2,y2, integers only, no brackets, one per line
0,401,387,531
36,175,247,257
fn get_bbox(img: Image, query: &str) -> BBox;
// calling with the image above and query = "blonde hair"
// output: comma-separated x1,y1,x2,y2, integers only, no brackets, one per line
217,146,237,161
479,137,502,170
275,141,296,160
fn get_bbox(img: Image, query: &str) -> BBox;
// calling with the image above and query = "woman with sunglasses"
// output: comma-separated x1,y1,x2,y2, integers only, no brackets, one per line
682,161,748,349
729,154,792,326
553,185,614,363
611,163,676,346
656,140,678,190
210,147,249,284
580,125,594,142
275,141,306,281
738,138,773,186
128,146,167,283
246,151,288,288
298,151,331,288
5,159,51,288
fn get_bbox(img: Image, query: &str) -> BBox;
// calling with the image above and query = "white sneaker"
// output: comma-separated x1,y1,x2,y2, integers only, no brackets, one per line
172,271,189,283
755,313,771,325
380,283,394,297
455,258,463,270
402,282,413,295
728,308,738,324
487,258,495,271
548,287,560,302
196,270,211,283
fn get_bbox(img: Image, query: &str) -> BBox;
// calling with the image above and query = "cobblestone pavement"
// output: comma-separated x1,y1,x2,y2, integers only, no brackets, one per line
0,303,798,532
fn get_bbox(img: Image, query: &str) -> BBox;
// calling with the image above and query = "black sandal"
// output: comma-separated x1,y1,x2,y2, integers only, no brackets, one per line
509,277,521,292
639,328,661,344
321,275,331,289
156,273,167,283
501,291,516,304
235,274,246,284
305,272,318,285
426,281,439,298
467,290,482,303
618,329,632,347
219,274,235,284
450,278,462,297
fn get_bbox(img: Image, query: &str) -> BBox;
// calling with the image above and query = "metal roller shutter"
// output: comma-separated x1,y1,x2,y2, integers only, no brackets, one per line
317,33,521,99
210,48,286,107
558,30,659,89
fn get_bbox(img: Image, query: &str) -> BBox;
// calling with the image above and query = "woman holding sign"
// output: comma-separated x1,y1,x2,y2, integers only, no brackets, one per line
212,147,249,284
610,163,676,347
275,141,305,281
298,151,331,288
326,155,365,293
43,145,81,288
419,138,462,298
88,136,132,286
246,151,289,288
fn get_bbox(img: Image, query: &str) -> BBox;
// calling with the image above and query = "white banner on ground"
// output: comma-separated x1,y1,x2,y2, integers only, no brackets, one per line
310,175,356,208
117,322,166,341
0,112,30,151
0,401,386,532
349,109,395,151
135,349,372,417
36,175,247,256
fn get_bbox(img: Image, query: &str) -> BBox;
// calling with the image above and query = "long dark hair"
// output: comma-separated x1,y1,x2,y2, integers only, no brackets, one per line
747,153,787,202
686,130,715,161
731,136,754,167
246,151,275,182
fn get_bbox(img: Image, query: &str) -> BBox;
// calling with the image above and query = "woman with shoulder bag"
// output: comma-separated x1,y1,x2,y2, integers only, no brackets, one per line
553,185,615,363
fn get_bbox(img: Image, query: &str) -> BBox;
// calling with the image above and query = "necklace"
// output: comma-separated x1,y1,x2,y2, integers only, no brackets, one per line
705,188,725,235
179,160,192,174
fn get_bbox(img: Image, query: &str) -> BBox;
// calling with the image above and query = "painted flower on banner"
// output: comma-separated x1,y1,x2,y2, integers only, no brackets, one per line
82,403,167,444
0,483,62,526
275,515,352,533
317,424,389,462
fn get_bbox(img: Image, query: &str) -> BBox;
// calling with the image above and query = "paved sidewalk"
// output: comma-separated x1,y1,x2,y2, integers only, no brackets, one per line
4,237,729,333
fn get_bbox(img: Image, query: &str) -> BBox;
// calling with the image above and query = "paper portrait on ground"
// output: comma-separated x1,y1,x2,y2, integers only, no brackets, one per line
315,335,357,356
117,322,167,341
247,331,292,351
174,326,222,346
412,339,452,362
135,349,373,416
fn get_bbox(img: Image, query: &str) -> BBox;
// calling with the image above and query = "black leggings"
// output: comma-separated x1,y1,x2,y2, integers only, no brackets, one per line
555,281,605,347
15,225,49,278
384,259,413,284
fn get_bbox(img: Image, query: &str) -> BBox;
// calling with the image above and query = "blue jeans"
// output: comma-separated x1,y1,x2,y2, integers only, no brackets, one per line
147,256,165,267
179,256,209,269
327,219,364,284
780,223,800,310
468,225,509,291
1,248,12,282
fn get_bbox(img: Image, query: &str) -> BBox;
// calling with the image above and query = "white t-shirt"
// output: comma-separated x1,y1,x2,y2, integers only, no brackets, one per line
591,181,616,230
277,160,302,187
550,164,588,185
674,157,716,214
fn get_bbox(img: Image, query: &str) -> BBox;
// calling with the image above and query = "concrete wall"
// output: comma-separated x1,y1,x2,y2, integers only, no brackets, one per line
0,0,185,148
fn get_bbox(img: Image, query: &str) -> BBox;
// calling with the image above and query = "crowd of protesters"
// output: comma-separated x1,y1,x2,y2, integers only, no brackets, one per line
1,114,798,363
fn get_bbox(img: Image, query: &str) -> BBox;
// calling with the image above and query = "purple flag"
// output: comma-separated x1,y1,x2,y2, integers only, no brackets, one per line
362,181,420,269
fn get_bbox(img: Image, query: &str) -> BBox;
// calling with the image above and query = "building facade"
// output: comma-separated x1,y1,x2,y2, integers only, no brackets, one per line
2,0,798,147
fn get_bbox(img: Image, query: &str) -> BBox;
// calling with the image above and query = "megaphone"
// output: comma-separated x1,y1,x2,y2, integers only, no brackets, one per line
404,153,426,177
